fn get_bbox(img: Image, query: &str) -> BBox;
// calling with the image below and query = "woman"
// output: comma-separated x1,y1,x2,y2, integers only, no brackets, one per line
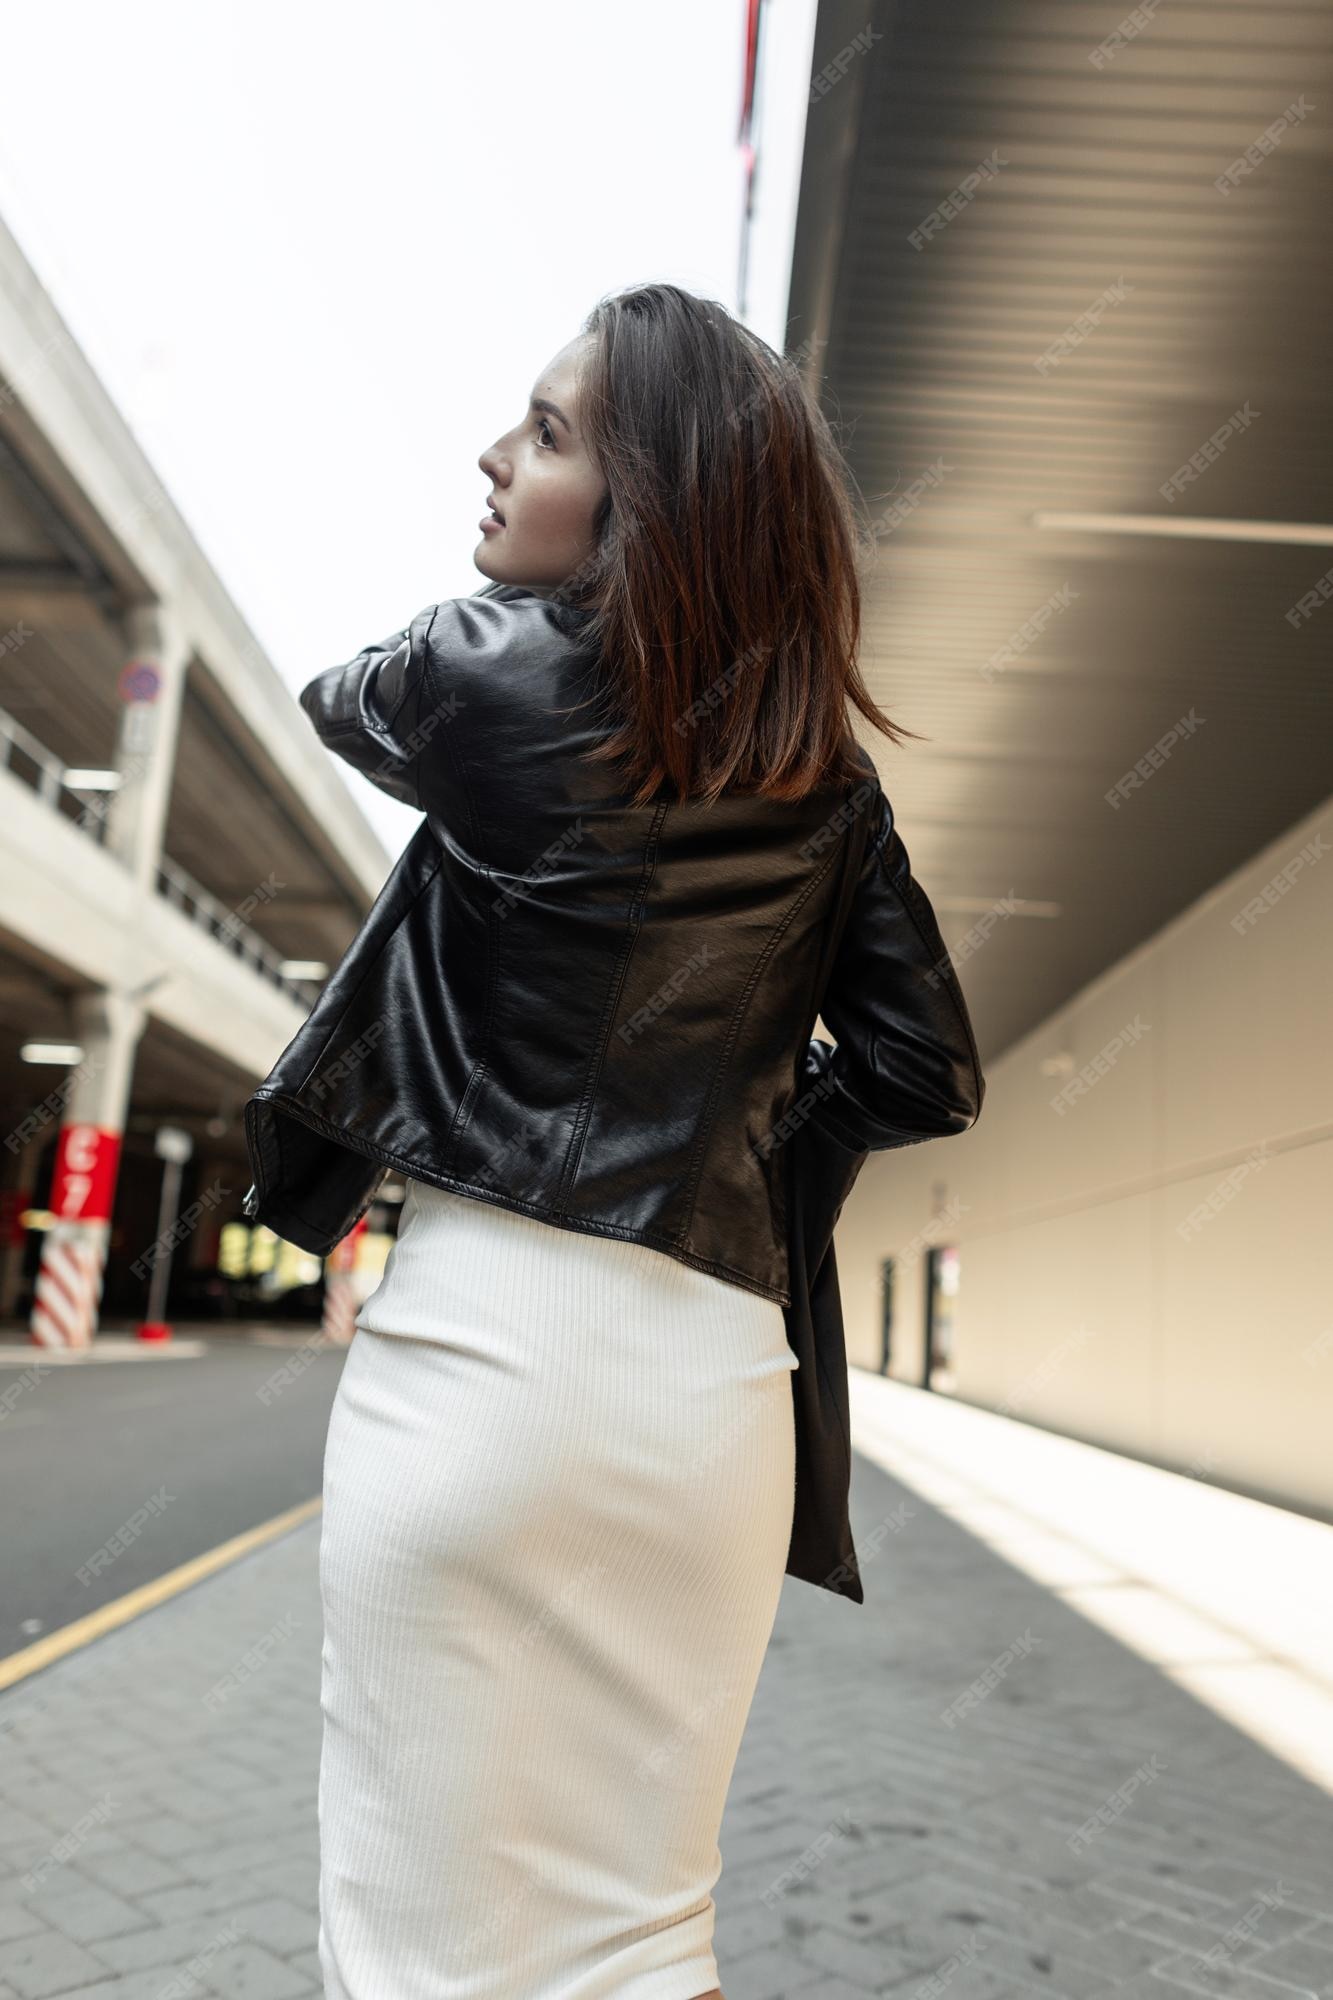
289,282,985,1999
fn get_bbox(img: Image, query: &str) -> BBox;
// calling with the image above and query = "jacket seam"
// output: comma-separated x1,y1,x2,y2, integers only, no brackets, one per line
553,797,671,1213
416,618,498,1178
290,835,445,1097
250,1090,791,1306
679,840,845,1245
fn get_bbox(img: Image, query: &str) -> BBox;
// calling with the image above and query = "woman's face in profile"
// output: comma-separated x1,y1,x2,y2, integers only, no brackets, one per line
476,336,607,593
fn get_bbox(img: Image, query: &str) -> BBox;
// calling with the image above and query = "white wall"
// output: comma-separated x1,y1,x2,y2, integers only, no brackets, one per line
835,791,1333,1514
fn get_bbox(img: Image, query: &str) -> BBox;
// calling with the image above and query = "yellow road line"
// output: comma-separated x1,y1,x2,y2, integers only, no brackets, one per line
0,1496,324,1693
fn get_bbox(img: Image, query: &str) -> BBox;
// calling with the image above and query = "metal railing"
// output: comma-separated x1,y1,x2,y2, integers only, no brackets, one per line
0,704,116,843
0,701,320,1008
155,855,320,1005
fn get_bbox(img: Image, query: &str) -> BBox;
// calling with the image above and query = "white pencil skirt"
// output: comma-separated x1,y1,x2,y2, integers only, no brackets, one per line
317,1179,799,1999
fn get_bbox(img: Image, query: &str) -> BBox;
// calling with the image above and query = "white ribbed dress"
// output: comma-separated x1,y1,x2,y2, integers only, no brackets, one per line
317,1175,799,1999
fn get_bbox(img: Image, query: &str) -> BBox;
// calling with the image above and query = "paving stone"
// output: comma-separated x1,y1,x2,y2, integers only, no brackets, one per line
15,1873,147,1947
194,1939,314,1997
0,1410,1329,2000
1149,1949,1322,1997
1245,1936,1333,1999
1,1926,111,1999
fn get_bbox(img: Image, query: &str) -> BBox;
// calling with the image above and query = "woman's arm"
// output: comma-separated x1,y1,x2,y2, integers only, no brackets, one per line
297,602,441,808
807,774,986,1156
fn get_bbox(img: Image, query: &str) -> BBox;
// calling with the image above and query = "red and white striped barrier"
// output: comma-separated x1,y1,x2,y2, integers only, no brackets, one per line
31,1221,108,1349
320,1268,361,1345
321,1215,369,1345
30,1124,121,1349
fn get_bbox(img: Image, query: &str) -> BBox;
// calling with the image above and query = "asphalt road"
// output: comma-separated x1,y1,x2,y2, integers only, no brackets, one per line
0,1331,348,1662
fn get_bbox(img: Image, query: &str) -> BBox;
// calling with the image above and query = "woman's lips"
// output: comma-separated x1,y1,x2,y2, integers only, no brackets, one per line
479,512,505,534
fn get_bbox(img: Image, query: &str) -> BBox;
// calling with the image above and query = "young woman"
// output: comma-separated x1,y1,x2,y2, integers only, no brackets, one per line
281,282,985,1999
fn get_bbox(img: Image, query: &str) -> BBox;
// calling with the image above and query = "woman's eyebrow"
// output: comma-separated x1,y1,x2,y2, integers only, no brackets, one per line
530,395,573,434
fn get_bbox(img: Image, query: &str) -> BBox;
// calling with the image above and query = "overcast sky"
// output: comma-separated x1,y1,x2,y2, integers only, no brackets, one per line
0,1,808,852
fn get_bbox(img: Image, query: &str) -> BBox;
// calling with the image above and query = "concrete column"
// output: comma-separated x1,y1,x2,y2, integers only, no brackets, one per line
105,601,190,892
28,988,147,1347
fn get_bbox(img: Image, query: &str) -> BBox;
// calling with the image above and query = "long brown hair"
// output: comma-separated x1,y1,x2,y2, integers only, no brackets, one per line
549,281,919,807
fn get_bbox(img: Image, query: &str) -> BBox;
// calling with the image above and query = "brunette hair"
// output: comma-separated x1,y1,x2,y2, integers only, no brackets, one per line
549,280,920,807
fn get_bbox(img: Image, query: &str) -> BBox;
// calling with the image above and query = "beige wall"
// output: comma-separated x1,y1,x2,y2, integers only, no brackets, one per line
835,791,1333,1514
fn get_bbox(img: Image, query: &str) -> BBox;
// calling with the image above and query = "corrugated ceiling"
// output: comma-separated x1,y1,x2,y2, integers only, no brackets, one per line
787,0,1333,1059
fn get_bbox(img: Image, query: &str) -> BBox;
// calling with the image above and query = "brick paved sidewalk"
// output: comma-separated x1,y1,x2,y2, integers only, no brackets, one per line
3,1378,1332,1999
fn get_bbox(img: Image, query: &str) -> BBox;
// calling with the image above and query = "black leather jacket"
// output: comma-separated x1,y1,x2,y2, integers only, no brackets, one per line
243,582,985,1601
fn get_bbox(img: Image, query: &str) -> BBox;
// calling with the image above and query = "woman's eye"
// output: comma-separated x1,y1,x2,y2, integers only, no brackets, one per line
535,417,555,449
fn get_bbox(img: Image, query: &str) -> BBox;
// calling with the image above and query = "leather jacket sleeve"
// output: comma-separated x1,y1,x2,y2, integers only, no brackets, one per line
808,775,985,1156
297,602,440,808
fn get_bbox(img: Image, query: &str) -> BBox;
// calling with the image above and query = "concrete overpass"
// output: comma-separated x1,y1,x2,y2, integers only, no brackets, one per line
0,209,392,1337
